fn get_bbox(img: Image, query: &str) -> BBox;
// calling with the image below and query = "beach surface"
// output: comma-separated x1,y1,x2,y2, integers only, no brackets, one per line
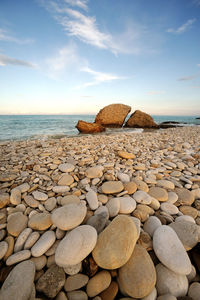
0,126,200,299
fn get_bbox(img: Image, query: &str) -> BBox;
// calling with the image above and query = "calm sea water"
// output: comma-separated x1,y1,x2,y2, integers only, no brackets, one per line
0,114,199,141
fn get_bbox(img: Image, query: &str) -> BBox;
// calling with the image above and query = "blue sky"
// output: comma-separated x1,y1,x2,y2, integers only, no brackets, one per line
0,0,200,115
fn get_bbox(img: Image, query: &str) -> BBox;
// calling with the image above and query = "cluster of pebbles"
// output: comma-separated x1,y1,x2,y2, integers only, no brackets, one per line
0,126,200,300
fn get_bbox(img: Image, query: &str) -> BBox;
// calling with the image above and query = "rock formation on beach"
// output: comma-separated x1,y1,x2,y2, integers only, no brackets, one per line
125,109,158,128
76,120,105,134
95,103,131,127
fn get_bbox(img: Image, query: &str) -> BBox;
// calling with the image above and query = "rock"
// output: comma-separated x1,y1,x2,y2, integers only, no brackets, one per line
24,195,39,208
7,212,28,237
53,186,70,193
36,264,65,298
67,290,88,300
0,193,10,208
175,215,195,224
86,213,108,234
0,241,8,259
174,188,195,206
0,173,17,182
31,230,56,257
124,181,137,194
32,190,48,201
55,225,97,267
169,221,200,250
188,282,200,300
100,281,119,300
117,172,130,183
133,204,154,222
143,216,162,237
118,196,136,214
156,263,188,297
106,197,120,217
10,188,21,205
64,262,82,275
86,190,99,210
125,110,158,128
85,166,104,178
58,174,74,186
28,212,52,230
24,231,40,249
153,225,191,275
157,295,177,300
52,203,87,230
64,273,89,292
156,180,175,190
14,228,32,252
17,183,30,193
133,190,152,205
92,215,138,269
167,191,178,204
160,203,179,215
95,103,131,127
148,187,168,202
132,178,149,192
118,244,156,298
3,236,14,261
76,120,105,133
6,249,31,266
118,150,135,159
59,163,75,172
30,255,47,271
60,195,80,206
45,197,57,211
179,206,198,219
86,270,111,297
0,261,35,300
56,291,68,300
141,287,157,300
101,181,124,194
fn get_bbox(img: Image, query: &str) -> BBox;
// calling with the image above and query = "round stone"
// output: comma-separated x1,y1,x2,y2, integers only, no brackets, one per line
0,260,35,300
10,188,21,205
133,190,152,205
132,178,149,192
160,203,179,215
99,281,119,300
28,213,52,230
106,197,120,218
44,197,57,211
118,244,156,298
188,282,200,300
0,193,10,208
101,181,124,194
156,180,175,190
60,195,80,206
0,241,8,259
51,203,87,230
117,173,130,183
32,191,48,201
31,231,56,257
156,263,188,297
55,225,97,267
167,191,178,204
58,174,74,186
64,262,82,275
86,270,111,297
59,163,75,173
64,274,89,292
67,290,88,300
148,187,168,202
85,166,103,178
30,255,47,271
118,150,135,159
6,250,31,266
124,181,137,194
24,195,39,208
174,188,195,206
7,212,28,237
179,206,198,219
86,190,99,210
143,216,162,237
153,225,192,275
86,213,108,234
92,215,138,269
175,215,196,224
169,221,200,250
118,197,136,214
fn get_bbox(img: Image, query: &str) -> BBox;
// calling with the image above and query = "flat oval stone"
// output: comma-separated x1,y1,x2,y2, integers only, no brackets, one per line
32,191,48,201
59,163,75,173
53,186,70,193
167,191,178,204
156,180,175,190
61,195,80,206
58,174,74,186
67,290,88,300
124,181,137,194
0,193,10,208
118,150,135,159
24,231,40,249
188,282,200,300
132,178,149,192
31,231,56,257
153,225,192,275
52,203,87,230
117,173,130,183
86,190,99,210
169,221,200,250
55,225,97,267
118,244,156,298
3,236,14,261
119,197,136,214
160,202,179,215
99,281,119,300
148,187,168,202
101,181,124,194
7,212,28,237
6,250,31,266
64,274,89,292
85,166,103,178
106,198,120,217
143,216,162,237
175,188,195,206
86,270,111,297
28,212,52,230
0,241,8,259
64,262,82,275
179,206,198,219
30,255,47,271
10,188,21,205
92,215,138,269
133,190,152,205
156,263,188,297
0,260,35,300
14,228,32,252
24,195,39,208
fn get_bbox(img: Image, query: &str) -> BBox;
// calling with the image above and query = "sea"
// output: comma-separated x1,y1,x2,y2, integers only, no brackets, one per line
0,114,199,142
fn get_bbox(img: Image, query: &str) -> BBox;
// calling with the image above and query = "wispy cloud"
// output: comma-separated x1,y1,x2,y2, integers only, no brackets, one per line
147,90,165,95
76,67,125,88
167,18,196,34
178,75,199,81
0,28,34,44
0,54,35,67
64,0,88,10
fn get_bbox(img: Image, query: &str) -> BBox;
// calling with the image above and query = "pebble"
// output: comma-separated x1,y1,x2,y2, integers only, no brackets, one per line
175,188,195,206
0,260,35,300
153,225,192,275
31,230,56,257
86,213,108,233
175,215,196,224
156,180,175,190
55,225,97,267
53,185,70,193
6,249,31,265
3,235,14,261
67,290,88,300
188,282,200,300
143,216,162,237
106,197,120,217
0,241,8,259
59,163,75,172
132,178,149,192
156,263,188,297
30,255,47,270
24,231,40,249
101,181,124,194
14,227,32,252
86,190,99,210
92,215,138,269
118,150,135,159
10,188,21,205
0,193,10,208
60,195,80,205
7,212,28,237
167,191,178,204
179,206,198,219
44,197,57,211
118,244,156,298
148,187,168,202
64,262,82,275
24,195,39,208
118,196,136,214
160,203,179,215
28,212,52,230
117,172,130,183
133,190,152,205
124,181,137,194
86,270,111,297
85,166,103,178
58,174,74,186
64,273,89,292
32,190,48,201
52,203,87,230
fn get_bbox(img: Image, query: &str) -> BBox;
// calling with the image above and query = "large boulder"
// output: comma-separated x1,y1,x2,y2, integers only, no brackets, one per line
95,104,131,127
76,120,105,134
125,110,158,128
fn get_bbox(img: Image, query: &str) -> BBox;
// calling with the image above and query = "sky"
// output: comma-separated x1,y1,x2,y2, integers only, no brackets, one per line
0,0,200,115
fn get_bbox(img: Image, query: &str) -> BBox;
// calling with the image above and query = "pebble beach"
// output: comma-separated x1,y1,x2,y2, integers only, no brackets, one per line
0,125,200,300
